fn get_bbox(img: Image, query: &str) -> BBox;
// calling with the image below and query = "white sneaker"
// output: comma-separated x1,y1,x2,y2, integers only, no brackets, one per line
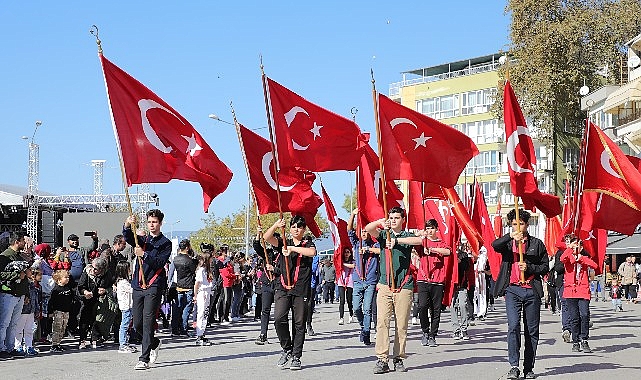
231,317,241,322
134,361,149,370
348,316,354,323
220,320,231,326
149,339,162,364
338,318,344,325
411,317,418,325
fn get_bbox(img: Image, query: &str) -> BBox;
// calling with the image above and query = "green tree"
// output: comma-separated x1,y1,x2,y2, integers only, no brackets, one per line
496,0,641,193
189,204,329,253
342,187,357,214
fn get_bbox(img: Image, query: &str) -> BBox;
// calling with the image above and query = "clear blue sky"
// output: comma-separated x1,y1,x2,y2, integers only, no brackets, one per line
1,1,510,232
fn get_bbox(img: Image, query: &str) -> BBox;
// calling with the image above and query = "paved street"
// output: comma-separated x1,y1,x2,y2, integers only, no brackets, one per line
2,298,640,379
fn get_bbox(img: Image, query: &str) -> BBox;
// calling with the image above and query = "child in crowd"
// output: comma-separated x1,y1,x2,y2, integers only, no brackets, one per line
48,270,74,352
610,278,623,312
194,252,214,346
14,266,41,356
116,261,137,353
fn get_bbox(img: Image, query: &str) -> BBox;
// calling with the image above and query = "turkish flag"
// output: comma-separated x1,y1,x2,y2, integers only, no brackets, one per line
579,121,641,235
320,184,351,273
266,77,367,172
238,124,323,218
503,81,561,218
545,216,562,257
470,182,501,276
442,187,483,257
377,93,479,187
100,55,232,212
407,181,426,230
356,145,405,225
424,199,452,243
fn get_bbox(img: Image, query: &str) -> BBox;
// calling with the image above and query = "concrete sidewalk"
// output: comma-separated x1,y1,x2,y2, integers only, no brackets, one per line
2,297,640,379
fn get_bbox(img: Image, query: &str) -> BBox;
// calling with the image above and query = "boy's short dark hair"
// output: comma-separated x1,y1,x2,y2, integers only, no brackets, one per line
425,219,439,229
506,208,530,224
146,209,165,223
388,206,406,219
290,215,307,228
9,231,26,245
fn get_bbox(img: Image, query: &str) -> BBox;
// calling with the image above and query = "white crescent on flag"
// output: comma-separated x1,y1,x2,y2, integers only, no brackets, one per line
261,152,296,192
506,125,534,173
600,150,621,179
138,99,176,154
284,106,310,151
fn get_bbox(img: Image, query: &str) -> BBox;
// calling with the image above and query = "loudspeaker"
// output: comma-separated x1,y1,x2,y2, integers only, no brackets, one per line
41,210,57,246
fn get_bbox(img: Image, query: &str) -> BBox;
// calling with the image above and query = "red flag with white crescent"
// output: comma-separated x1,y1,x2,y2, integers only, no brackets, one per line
503,80,561,218
100,54,232,211
321,184,351,273
266,77,367,172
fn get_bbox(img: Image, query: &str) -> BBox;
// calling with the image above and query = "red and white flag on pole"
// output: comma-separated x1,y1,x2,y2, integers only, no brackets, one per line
266,77,368,172
503,80,561,218
356,145,405,225
320,184,351,273
238,124,323,217
377,93,478,187
100,54,232,212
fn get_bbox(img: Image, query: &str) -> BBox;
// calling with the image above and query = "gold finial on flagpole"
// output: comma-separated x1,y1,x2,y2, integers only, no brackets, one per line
90,25,103,54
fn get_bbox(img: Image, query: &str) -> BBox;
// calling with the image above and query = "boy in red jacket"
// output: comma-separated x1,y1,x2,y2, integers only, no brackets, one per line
560,234,597,354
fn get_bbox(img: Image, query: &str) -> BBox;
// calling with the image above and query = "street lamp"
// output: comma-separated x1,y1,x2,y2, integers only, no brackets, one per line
209,113,251,257
168,220,181,239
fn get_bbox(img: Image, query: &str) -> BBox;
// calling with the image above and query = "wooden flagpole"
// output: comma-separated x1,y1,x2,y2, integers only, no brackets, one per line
260,59,291,288
92,25,146,288
371,69,395,290
231,104,273,282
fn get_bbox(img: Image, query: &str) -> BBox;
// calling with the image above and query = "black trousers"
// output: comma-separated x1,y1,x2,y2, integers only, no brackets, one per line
132,287,162,363
307,286,316,327
273,290,308,359
260,288,274,336
417,282,444,337
338,286,353,319
217,287,232,322
208,285,222,324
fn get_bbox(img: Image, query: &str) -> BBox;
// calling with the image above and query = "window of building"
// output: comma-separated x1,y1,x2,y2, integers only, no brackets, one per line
563,147,579,167
461,88,497,116
459,119,503,144
464,150,501,175
416,94,459,120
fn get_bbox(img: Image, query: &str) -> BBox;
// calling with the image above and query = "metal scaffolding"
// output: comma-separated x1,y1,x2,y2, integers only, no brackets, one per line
25,121,42,242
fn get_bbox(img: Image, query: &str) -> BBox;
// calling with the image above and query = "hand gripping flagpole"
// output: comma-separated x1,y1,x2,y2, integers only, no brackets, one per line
371,69,395,291
231,103,273,282
261,58,291,288
91,25,146,289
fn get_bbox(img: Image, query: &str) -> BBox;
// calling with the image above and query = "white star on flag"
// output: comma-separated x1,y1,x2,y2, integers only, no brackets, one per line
310,122,323,140
412,132,431,149
182,133,203,156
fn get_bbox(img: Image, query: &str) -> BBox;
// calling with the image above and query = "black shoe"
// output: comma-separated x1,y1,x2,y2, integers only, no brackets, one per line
572,342,582,352
50,345,65,353
581,340,592,353
373,360,390,374
507,366,520,380
255,334,267,345
421,333,429,346
524,370,537,379
363,331,371,346
9,349,26,358
393,358,407,372
289,356,302,370
0,351,14,360
277,351,292,368
461,331,470,340
195,336,212,346
306,325,315,336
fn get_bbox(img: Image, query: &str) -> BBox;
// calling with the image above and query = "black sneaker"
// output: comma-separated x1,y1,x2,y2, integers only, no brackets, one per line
461,331,470,340
507,366,520,380
363,331,371,346
421,333,429,346
524,371,537,379
306,325,315,336
195,336,212,346
0,351,14,360
452,331,461,340
572,342,582,352
277,351,292,368
255,334,267,345
50,345,65,353
393,358,407,372
290,356,302,370
373,360,390,374
9,349,26,358
581,340,592,353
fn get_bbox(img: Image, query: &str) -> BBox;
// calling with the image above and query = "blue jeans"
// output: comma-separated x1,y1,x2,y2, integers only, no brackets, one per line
352,281,375,333
231,284,243,319
119,308,132,347
557,287,569,331
171,290,194,333
0,294,24,352
505,285,541,372
565,298,590,342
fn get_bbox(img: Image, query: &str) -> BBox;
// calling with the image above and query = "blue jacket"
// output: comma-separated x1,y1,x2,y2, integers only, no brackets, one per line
123,227,172,291
349,230,380,285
